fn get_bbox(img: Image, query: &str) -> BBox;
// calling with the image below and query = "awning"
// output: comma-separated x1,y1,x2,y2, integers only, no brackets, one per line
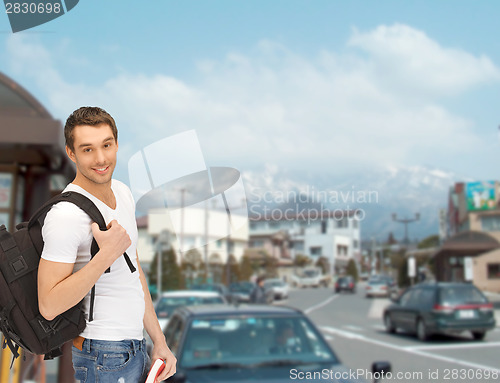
0,72,73,178
432,231,500,258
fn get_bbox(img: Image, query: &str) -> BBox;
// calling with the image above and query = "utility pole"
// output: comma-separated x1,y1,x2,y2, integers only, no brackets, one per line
179,188,186,263
371,237,376,275
224,195,233,286
204,199,209,282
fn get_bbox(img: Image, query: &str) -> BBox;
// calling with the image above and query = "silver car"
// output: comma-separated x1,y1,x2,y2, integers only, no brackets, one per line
264,278,289,300
154,290,227,330
365,279,390,298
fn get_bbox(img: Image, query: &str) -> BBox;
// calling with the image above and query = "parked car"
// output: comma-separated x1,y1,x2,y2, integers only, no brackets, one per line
365,279,389,298
292,267,330,288
378,275,398,297
263,278,289,299
383,282,496,341
163,304,391,383
335,276,356,294
378,275,396,288
359,272,370,281
191,283,234,303
154,291,226,330
229,281,255,303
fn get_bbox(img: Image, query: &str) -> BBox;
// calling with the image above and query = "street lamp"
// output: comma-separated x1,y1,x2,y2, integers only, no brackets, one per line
179,188,186,263
392,213,420,246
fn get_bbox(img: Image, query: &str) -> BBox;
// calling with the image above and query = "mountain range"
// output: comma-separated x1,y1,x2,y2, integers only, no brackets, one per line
242,164,471,243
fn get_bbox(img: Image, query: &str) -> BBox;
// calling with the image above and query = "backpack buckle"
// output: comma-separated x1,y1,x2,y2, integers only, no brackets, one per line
38,319,52,334
38,316,63,334
9,255,27,276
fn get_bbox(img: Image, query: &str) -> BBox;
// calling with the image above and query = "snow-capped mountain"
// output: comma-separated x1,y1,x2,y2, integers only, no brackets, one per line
242,164,469,242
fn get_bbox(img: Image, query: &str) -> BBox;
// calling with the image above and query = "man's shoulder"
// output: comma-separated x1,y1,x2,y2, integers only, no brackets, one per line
45,201,92,225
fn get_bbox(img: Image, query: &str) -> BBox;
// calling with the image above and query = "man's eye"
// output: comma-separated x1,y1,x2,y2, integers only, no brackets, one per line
83,148,92,153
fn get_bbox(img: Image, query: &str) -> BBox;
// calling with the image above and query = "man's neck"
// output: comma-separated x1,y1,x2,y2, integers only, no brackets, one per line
72,176,116,209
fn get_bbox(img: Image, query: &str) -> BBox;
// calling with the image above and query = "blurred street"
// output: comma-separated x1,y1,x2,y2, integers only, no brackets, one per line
40,283,500,383
276,284,500,383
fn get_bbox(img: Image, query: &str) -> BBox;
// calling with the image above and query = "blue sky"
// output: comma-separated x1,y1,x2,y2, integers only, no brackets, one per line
1,0,500,187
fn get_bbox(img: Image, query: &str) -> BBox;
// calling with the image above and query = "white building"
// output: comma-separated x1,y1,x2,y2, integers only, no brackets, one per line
137,206,249,270
249,210,361,274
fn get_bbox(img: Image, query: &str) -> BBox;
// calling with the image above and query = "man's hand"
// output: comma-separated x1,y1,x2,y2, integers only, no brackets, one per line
151,342,177,382
38,220,131,321
91,220,131,266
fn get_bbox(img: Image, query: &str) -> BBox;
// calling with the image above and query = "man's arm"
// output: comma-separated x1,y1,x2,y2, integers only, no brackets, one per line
136,252,177,381
38,221,131,320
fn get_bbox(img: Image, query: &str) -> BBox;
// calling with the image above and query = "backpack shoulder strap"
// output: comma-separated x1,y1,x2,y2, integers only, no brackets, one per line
29,191,137,321
28,191,107,231
30,191,136,271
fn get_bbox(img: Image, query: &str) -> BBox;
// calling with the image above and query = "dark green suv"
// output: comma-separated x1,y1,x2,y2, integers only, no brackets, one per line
383,282,496,341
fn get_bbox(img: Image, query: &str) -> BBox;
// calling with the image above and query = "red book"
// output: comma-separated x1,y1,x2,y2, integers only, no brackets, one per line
145,358,166,383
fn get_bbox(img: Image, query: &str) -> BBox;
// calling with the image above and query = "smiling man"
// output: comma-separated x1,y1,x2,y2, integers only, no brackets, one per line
37,107,176,382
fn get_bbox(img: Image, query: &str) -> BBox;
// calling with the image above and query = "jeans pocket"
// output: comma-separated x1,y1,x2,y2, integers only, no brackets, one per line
74,367,87,383
101,351,132,371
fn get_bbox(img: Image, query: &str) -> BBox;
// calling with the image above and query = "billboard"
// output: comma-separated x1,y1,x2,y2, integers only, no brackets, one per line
0,173,12,209
465,181,496,211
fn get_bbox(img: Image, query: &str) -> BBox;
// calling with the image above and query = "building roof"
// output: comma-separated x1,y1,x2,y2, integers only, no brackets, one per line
0,72,73,176
432,230,500,258
0,72,51,118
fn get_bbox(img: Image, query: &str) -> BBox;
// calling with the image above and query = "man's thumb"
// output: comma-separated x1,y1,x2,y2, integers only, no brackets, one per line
91,222,101,236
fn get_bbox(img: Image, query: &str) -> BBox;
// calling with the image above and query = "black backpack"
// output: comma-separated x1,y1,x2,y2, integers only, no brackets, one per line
0,191,136,361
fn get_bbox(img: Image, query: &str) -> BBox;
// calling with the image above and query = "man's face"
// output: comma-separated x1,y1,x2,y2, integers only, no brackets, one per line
66,123,118,186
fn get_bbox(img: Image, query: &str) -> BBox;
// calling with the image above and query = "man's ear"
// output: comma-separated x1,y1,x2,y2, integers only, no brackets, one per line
65,145,76,163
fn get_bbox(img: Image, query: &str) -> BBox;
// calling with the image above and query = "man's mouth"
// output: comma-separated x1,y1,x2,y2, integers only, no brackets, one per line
93,166,109,174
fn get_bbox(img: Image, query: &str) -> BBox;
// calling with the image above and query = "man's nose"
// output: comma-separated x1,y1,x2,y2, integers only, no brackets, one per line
94,149,106,163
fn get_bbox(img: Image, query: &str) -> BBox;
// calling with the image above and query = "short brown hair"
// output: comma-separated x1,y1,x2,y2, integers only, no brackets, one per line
64,107,118,151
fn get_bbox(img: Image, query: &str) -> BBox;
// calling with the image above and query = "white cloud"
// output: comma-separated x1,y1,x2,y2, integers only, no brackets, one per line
347,24,500,96
4,24,498,180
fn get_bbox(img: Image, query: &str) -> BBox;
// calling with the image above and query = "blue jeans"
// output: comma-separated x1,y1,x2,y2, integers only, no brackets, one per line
72,338,150,383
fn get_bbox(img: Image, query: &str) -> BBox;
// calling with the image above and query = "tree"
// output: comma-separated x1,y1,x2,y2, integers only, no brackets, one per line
181,260,196,288
184,249,202,268
263,255,278,278
345,259,359,281
294,254,311,268
224,254,241,285
198,261,209,284
183,249,204,286
315,256,330,275
208,253,223,284
239,255,254,281
387,232,397,245
149,248,182,294
418,235,440,249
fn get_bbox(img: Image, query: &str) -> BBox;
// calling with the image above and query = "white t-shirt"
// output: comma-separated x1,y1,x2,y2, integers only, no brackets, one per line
41,180,145,341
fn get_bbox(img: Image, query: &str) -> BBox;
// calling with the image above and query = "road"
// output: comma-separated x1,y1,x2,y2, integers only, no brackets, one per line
42,283,500,383
279,284,500,383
